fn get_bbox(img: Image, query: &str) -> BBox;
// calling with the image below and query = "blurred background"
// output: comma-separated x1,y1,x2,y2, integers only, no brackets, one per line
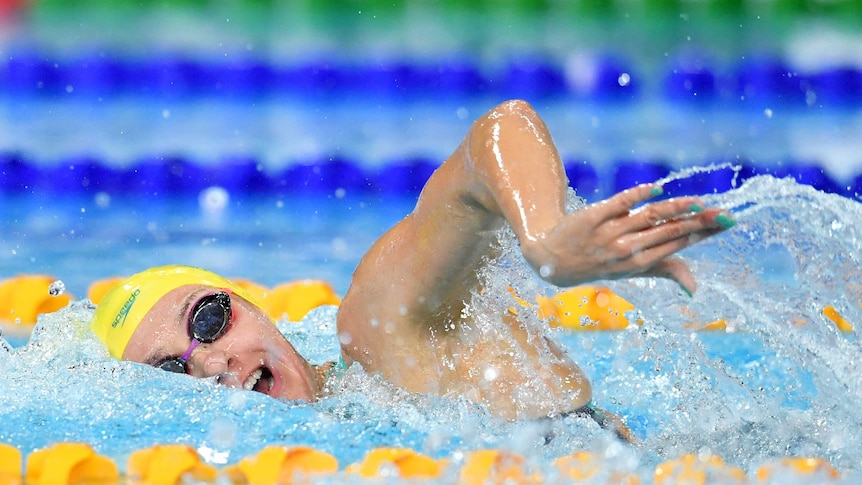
1,0,862,293
2,0,862,198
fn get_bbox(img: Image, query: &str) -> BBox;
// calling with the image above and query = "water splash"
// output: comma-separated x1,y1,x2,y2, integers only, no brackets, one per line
601,175,862,472
456,174,862,475
0,175,860,481
47,280,66,297
0,332,11,362
653,162,741,189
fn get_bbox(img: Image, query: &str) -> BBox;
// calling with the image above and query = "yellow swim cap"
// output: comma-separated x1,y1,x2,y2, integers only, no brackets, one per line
90,265,260,359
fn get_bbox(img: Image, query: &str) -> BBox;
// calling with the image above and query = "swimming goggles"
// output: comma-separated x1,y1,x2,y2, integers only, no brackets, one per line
156,291,232,374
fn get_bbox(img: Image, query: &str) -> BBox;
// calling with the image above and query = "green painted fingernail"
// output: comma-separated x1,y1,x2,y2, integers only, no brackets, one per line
715,213,736,229
690,203,704,213
650,186,664,197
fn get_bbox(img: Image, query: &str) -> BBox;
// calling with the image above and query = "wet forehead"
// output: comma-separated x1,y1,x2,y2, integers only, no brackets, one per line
121,284,208,362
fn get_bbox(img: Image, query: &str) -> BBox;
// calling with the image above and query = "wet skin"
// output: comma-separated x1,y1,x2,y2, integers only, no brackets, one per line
121,100,733,423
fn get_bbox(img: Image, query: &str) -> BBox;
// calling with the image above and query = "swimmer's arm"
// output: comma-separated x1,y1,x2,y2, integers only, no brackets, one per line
337,100,731,373
458,101,733,292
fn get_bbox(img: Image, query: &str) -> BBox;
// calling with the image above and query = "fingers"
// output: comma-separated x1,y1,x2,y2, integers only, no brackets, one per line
640,257,696,295
625,226,725,284
570,183,737,295
600,184,733,238
594,183,664,221
621,208,732,252
625,197,707,233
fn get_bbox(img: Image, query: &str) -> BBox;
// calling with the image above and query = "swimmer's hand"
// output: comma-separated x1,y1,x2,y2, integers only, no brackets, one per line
523,183,734,295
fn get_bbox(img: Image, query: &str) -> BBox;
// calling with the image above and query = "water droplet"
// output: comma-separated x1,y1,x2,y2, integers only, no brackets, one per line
539,264,554,278
199,186,230,213
48,280,65,297
617,72,631,87
94,192,111,208
332,237,348,254
483,366,499,382
338,332,353,345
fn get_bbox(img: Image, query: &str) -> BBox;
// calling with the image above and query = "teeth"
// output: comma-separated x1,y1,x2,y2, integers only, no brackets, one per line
244,369,263,391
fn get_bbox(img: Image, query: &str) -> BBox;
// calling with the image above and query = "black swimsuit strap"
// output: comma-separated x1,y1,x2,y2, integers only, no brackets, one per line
567,403,629,443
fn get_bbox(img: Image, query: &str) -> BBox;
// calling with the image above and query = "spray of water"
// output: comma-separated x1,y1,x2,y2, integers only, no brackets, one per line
0,175,860,482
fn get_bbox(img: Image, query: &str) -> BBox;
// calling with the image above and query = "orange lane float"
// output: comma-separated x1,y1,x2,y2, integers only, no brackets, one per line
822,305,854,333
85,277,126,305
7,273,854,341
252,280,341,322
346,447,442,480
756,457,841,483
127,444,217,485
0,443,22,484
224,445,338,485
513,285,738,332
683,319,729,332
553,451,640,484
654,454,748,485
25,442,118,485
459,450,541,484
507,285,639,330
88,277,341,323
0,442,849,485
0,275,73,327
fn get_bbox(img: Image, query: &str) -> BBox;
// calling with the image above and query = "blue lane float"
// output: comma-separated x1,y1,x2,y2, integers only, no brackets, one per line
735,57,808,105
3,50,862,104
563,161,600,198
613,160,671,192
664,63,717,102
591,56,640,101
373,160,439,195
1,153,857,201
809,67,862,106
496,57,569,99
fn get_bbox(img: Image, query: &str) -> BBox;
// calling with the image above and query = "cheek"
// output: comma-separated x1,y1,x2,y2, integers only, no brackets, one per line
228,319,279,347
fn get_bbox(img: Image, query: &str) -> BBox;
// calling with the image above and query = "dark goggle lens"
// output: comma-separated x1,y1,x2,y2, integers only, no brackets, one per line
190,292,231,343
157,358,187,374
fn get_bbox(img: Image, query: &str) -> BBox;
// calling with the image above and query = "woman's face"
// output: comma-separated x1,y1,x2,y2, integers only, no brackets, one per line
122,284,318,402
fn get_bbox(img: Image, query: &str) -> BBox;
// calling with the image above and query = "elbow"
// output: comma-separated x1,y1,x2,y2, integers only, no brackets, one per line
494,99,538,119
471,99,541,141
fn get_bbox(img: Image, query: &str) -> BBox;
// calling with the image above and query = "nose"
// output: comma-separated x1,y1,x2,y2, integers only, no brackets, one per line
186,344,235,383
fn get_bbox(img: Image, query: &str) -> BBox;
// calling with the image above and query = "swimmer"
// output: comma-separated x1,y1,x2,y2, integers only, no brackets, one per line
90,100,733,442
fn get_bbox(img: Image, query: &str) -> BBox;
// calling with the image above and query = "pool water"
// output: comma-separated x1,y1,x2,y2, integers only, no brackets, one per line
3,1,862,481
0,190,416,299
1,173,861,482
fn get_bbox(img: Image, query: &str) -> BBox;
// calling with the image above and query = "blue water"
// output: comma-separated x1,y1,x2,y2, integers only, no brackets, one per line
0,191,416,298
1,174,861,482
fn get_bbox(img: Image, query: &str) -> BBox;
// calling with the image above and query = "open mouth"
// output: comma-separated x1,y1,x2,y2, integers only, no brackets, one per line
243,366,274,395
